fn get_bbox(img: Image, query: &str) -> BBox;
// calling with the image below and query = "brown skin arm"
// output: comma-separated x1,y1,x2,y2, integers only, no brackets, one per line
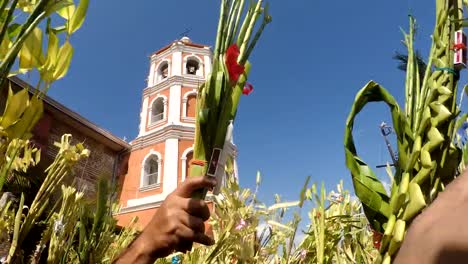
394,169,468,263
113,176,216,264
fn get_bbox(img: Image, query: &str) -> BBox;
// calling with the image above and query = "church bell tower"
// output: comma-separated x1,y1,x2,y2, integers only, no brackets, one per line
115,37,214,228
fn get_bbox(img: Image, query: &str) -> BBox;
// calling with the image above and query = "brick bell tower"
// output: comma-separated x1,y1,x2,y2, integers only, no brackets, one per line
115,37,214,228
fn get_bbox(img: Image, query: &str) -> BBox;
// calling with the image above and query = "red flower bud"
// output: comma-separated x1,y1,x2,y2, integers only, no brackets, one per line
225,44,245,83
242,82,253,95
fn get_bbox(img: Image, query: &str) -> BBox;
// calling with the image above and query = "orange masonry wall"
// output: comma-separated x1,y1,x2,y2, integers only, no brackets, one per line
117,142,165,205
180,87,197,121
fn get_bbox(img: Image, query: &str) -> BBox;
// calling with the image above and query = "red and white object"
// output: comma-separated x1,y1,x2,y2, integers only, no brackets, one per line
454,29,467,70
206,121,238,195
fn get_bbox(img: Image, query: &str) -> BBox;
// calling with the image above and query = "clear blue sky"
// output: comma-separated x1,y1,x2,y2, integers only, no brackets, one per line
38,1,466,207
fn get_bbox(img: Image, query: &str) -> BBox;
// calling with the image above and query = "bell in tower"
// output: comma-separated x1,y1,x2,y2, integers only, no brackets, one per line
186,60,199,75
161,64,168,79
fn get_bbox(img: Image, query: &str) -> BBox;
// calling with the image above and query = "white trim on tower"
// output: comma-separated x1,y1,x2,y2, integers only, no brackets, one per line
147,63,156,87
172,51,182,76
204,55,212,78
168,85,182,123
139,96,149,136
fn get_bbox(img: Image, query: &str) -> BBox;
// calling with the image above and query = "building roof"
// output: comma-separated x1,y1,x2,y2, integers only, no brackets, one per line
9,76,131,153
152,37,210,56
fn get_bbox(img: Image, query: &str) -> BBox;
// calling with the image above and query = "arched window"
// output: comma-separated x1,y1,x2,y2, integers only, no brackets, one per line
159,62,169,80
186,59,199,75
185,151,193,179
143,155,159,186
186,94,196,118
181,147,194,181
151,98,165,123
182,91,197,121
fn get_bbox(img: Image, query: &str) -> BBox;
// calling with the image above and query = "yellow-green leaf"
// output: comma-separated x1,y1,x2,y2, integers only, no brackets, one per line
56,1,75,20
69,0,89,34
18,0,36,13
7,24,21,39
19,27,44,69
0,34,10,60
267,220,294,231
402,183,426,221
40,31,59,81
47,0,74,17
267,201,299,211
51,25,67,34
53,41,74,80
299,175,311,208
1,88,29,129
7,68,29,77
6,96,43,139
35,148,41,163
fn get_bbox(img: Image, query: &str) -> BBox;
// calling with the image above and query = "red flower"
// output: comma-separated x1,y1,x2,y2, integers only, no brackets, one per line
242,82,253,95
225,44,245,83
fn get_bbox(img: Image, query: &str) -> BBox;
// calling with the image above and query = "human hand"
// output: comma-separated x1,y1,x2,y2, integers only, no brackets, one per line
114,176,216,264
394,170,468,264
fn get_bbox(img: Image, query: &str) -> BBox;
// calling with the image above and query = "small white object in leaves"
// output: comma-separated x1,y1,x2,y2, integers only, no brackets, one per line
212,121,238,195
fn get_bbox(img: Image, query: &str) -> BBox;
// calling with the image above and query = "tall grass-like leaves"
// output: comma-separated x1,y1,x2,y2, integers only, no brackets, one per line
150,172,376,264
76,176,110,263
165,173,301,264
296,181,378,264
6,134,90,262
344,1,466,261
46,186,84,263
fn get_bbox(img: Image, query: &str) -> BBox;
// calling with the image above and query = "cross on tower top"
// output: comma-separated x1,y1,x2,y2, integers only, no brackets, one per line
179,27,192,38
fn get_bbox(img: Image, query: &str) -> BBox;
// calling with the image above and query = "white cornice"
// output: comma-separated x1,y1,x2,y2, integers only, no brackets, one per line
131,125,195,150
114,194,215,215
116,200,164,214
143,75,204,96
181,46,212,56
